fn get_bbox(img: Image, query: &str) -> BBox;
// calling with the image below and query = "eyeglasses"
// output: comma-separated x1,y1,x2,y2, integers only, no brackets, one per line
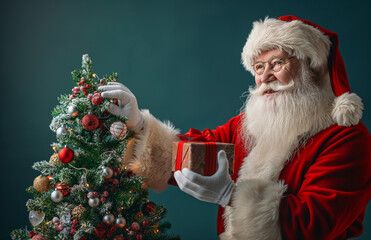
252,56,294,75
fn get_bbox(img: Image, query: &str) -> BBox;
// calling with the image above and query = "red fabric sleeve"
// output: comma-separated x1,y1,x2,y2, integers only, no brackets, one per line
280,124,371,239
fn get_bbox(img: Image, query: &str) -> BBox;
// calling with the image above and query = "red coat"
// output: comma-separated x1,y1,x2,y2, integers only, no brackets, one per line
196,114,371,239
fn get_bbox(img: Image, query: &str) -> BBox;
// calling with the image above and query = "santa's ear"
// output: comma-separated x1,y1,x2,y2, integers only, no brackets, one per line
332,92,363,127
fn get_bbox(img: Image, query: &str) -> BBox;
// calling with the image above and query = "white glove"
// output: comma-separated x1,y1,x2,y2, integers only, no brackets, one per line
99,82,144,132
174,150,234,207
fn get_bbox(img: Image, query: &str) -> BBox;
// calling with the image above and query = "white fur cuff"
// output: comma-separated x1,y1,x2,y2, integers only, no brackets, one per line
122,110,180,191
332,92,363,127
229,179,287,240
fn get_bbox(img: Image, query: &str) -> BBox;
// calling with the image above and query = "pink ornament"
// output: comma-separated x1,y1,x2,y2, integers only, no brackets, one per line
131,222,140,231
103,191,109,197
52,217,59,223
87,93,93,100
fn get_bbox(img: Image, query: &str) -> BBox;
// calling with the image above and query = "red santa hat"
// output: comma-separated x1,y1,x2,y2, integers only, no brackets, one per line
241,15,363,127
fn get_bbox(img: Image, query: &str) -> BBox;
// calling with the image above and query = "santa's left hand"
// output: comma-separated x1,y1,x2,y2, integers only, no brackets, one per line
174,150,234,207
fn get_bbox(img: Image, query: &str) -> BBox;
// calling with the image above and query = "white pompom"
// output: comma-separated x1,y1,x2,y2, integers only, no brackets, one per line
110,121,127,138
332,92,363,127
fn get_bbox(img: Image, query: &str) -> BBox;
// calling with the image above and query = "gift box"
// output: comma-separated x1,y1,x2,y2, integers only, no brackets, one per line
172,141,234,176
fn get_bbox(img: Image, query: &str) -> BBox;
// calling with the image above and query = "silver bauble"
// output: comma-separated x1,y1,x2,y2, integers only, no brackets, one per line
88,197,100,207
103,213,115,224
51,190,63,202
115,215,126,228
67,105,78,117
102,167,113,179
56,126,68,138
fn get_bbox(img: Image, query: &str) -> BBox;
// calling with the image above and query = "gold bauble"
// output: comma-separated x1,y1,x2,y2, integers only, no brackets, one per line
49,153,61,165
33,176,50,192
72,205,86,219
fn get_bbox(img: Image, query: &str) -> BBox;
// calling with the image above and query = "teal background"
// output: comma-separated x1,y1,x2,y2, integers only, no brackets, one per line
1,0,370,239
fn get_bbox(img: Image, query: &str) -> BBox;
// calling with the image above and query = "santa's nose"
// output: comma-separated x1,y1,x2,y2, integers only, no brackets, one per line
260,68,276,84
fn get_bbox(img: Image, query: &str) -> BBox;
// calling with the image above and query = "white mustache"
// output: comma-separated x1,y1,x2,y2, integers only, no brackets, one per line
249,80,295,96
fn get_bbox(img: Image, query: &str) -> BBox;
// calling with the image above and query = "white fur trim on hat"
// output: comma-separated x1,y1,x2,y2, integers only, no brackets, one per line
332,92,363,127
242,17,331,75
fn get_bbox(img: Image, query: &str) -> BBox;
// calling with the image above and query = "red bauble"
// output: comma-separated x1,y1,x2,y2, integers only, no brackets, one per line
92,94,103,106
56,224,64,231
32,235,43,240
142,219,149,227
136,234,142,240
56,183,70,196
58,147,74,163
29,231,36,238
141,202,156,216
82,114,99,131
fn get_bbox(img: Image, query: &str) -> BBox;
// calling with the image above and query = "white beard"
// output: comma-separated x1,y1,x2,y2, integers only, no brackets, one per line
239,63,335,181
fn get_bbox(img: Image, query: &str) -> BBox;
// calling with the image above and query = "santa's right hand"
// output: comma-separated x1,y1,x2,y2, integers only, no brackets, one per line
99,82,144,132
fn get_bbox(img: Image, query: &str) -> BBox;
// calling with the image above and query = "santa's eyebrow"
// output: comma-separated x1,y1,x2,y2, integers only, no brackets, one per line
253,56,283,64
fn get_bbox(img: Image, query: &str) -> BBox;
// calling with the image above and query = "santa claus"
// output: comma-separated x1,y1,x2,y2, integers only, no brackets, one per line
99,16,371,239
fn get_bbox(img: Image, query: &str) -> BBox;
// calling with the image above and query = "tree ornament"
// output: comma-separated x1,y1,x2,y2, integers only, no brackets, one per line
33,176,50,192
103,213,115,224
72,205,86,219
87,192,94,199
100,197,106,203
56,126,68,138
32,235,43,240
109,121,127,138
88,197,100,207
56,183,70,196
29,231,36,238
102,166,113,179
49,153,61,165
29,210,45,226
131,222,140,231
136,234,142,240
115,215,126,228
92,94,103,106
141,201,156,216
82,114,99,131
87,93,93,100
58,147,74,163
52,217,59,223
142,219,149,227
51,189,63,202
70,228,76,234
67,105,79,117
56,223,64,231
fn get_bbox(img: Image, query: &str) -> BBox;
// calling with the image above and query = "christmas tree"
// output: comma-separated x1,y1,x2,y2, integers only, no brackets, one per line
11,55,179,240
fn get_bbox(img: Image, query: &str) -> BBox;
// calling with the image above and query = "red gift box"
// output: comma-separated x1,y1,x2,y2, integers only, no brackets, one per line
172,141,234,176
